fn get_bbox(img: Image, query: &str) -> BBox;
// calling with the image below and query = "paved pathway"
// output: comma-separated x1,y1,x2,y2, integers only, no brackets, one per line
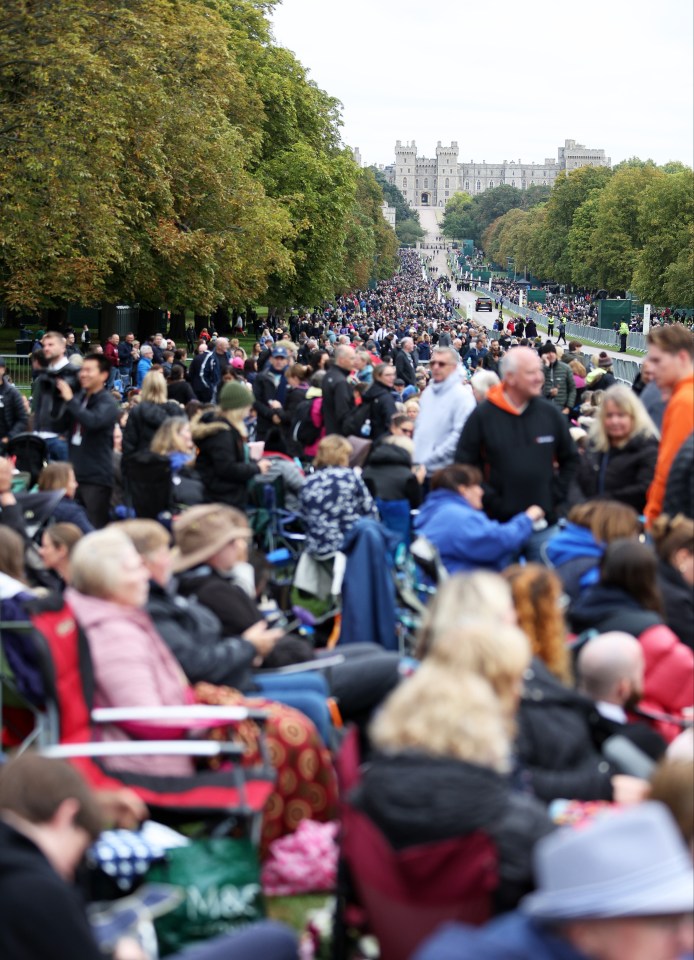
413,205,640,367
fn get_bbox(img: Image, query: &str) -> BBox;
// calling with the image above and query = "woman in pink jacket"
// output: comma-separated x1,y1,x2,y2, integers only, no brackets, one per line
66,527,337,850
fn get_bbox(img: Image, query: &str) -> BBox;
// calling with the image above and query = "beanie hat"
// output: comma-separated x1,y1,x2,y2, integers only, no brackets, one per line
541,341,557,356
597,352,613,369
218,381,252,411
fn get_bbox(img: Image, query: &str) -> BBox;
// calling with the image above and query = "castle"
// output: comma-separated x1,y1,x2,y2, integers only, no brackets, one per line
386,139,610,208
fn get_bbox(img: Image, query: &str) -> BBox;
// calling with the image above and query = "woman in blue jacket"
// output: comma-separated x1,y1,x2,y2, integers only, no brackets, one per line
414,464,543,574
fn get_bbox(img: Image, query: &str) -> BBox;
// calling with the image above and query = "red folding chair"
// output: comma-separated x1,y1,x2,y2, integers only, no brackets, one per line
25,594,275,839
339,804,498,960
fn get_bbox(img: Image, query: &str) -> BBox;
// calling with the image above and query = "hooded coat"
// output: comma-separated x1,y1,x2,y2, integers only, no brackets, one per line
362,442,420,506
352,752,553,914
191,412,260,509
573,433,658,513
414,488,533,574
455,384,577,524
122,400,182,461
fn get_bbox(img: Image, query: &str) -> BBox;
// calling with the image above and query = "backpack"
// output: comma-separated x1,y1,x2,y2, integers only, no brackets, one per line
292,396,322,446
198,351,220,394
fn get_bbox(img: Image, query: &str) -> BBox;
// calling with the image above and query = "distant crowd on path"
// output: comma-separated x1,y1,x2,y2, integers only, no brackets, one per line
485,275,692,334
0,246,692,960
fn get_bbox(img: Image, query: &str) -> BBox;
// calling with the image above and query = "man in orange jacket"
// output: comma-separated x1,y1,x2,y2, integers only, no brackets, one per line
644,323,694,526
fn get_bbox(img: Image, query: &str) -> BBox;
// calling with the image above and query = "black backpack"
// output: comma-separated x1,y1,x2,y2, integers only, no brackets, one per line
291,396,321,446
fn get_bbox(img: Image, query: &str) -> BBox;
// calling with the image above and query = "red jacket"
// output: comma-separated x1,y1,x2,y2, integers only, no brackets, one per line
104,341,119,367
638,624,694,742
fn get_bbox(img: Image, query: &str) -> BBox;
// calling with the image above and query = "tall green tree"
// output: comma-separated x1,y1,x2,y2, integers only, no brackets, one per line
633,169,694,305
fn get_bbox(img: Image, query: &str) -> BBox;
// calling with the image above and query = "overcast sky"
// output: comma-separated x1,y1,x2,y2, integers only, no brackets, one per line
271,0,693,169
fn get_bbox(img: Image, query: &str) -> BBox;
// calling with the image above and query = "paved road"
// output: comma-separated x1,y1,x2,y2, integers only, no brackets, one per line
413,205,640,367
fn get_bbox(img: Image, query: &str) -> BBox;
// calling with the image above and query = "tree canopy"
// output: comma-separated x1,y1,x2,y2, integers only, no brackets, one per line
478,163,693,305
0,0,397,323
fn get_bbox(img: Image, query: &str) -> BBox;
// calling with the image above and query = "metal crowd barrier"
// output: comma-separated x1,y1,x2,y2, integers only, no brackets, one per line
496,298,647,354
3,355,34,391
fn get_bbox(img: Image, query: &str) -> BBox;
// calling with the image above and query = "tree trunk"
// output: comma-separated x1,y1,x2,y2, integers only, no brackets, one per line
137,307,161,342
169,311,186,342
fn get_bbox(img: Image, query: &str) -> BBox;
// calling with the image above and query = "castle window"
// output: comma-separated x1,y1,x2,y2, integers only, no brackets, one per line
424,178,428,188
403,178,407,188
408,168,411,174
543,180,547,186
445,178,449,188
489,181,494,189
477,180,481,191
512,180,515,187
445,190,449,197
465,180,469,191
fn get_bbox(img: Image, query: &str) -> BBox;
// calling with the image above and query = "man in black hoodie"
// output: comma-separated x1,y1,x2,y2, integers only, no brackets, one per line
456,347,577,553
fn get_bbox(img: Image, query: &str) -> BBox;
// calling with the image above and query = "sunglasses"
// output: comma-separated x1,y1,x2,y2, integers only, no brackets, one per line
401,427,414,436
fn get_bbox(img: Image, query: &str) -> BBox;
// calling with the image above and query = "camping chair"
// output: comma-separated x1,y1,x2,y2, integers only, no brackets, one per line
16,489,66,540
22,595,275,841
6,433,48,488
337,806,497,960
247,475,306,556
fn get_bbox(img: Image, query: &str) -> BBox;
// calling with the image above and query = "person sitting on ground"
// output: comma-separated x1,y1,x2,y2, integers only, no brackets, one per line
414,802,694,960
37,462,94,534
299,435,377,558
352,622,554,915
415,464,543,575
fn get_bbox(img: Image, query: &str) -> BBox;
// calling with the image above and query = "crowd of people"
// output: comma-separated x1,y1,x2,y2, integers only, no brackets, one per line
0,247,692,960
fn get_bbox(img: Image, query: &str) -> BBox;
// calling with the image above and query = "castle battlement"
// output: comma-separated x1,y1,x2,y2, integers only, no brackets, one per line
393,138,610,208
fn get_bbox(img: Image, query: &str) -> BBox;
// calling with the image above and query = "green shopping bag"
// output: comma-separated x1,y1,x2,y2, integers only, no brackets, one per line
147,837,264,955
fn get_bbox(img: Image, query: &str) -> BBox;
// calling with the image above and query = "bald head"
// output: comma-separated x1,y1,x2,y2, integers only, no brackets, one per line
499,346,545,405
577,632,644,706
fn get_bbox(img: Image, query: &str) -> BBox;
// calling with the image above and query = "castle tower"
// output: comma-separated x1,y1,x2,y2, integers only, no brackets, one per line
436,141,459,207
395,140,417,207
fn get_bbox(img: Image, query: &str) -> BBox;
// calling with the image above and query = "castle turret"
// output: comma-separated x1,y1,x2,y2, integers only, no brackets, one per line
395,140,417,207
436,141,459,207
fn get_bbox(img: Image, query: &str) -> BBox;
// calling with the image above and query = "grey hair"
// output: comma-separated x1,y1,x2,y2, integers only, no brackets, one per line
470,369,500,399
70,528,139,599
139,344,153,358
335,344,355,362
431,346,459,365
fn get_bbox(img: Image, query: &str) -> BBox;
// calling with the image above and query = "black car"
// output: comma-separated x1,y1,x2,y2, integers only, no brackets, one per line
475,297,493,312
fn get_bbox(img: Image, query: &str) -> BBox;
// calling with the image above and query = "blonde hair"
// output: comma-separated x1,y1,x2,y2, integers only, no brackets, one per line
150,417,193,457
120,519,170,557
140,370,168,404
569,360,586,379
416,572,515,659
314,434,352,469
70,528,138,599
221,406,249,437
589,384,659,453
370,667,512,773
504,564,572,685
403,399,420,416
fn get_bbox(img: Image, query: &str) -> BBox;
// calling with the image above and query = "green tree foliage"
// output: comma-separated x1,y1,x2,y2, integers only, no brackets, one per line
479,160,693,304
441,183,548,245
0,0,388,321
633,169,694,305
441,193,477,242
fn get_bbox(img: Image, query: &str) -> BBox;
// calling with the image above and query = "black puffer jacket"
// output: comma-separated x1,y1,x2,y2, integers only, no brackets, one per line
351,752,553,913
573,434,659,513
191,412,260,509
360,381,397,442
122,400,182,460
146,579,257,691
362,442,421,507
568,583,662,638
516,658,615,803
0,379,28,441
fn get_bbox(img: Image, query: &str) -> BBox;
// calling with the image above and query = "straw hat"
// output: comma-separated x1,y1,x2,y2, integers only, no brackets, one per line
171,504,251,573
